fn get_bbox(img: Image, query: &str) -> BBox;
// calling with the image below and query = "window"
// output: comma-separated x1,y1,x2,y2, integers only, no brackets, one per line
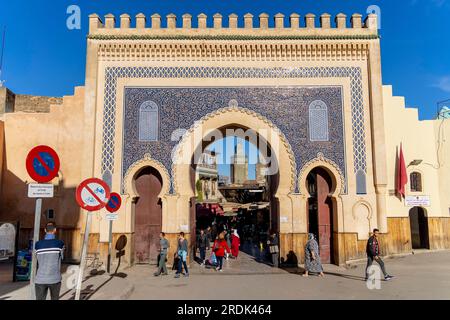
309,100,329,142
356,170,367,195
410,172,422,192
139,101,159,142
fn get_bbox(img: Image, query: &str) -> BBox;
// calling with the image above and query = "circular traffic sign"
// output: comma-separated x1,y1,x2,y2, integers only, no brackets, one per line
106,193,122,213
76,178,111,212
26,146,60,183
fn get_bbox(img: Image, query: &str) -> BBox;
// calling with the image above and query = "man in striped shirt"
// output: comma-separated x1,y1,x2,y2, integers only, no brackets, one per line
35,222,65,300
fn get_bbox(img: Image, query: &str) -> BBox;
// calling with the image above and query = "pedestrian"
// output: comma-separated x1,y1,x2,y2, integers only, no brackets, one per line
224,230,232,260
174,232,189,278
196,229,210,266
212,232,230,272
34,222,65,300
267,231,280,268
206,226,212,245
154,232,170,276
231,229,240,259
211,222,218,242
303,233,324,277
365,229,394,281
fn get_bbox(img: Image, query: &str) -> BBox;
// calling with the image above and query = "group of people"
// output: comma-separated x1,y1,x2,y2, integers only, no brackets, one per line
31,223,394,300
153,228,240,278
154,227,395,281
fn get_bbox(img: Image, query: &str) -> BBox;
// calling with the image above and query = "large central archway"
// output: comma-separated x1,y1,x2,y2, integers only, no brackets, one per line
172,105,297,262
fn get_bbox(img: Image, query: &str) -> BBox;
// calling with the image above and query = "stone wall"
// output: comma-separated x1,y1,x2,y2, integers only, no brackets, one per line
0,87,62,114
0,87,15,114
14,94,62,113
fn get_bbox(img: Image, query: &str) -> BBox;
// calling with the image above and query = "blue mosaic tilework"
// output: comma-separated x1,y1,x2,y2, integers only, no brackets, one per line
122,86,346,194
101,67,367,194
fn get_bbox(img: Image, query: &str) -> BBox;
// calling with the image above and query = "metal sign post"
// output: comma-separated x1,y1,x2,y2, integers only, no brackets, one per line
75,212,92,301
105,193,121,274
25,146,60,300
29,198,42,300
107,220,113,274
74,178,110,300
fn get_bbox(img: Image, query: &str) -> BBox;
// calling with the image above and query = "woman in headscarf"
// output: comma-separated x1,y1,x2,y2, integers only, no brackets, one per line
303,233,324,277
231,229,240,259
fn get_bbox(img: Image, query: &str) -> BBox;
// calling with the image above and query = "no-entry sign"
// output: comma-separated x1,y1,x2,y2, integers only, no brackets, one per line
26,146,60,183
76,178,110,212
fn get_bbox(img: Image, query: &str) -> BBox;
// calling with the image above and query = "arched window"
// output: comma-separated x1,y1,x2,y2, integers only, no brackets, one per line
309,100,329,142
410,172,423,192
139,101,159,142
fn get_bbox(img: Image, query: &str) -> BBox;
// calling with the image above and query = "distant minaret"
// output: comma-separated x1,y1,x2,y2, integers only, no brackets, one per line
230,139,248,184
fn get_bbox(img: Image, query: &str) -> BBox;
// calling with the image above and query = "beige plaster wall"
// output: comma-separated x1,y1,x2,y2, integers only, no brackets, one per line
0,87,85,231
382,85,450,218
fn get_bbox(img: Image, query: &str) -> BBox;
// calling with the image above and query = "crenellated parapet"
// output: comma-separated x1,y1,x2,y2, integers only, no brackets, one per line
88,12,379,39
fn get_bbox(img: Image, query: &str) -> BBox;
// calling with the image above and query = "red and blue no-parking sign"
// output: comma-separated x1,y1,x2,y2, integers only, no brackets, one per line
76,178,111,212
26,146,60,183
106,193,122,213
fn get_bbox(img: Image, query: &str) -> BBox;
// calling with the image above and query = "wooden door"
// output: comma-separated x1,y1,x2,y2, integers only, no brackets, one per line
134,167,162,264
316,168,333,264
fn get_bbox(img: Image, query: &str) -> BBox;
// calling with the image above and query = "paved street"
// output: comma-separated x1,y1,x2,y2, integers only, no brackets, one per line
127,250,450,300
1,250,450,300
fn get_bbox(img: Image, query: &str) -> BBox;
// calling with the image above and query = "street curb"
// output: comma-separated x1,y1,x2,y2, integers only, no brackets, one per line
345,249,450,268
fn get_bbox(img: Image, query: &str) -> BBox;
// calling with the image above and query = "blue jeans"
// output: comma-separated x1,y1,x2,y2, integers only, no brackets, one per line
216,256,224,270
177,251,188,275
199,247,206,262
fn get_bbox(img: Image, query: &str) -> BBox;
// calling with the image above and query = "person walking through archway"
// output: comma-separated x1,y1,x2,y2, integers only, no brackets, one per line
196,229,210,266
303,233,324,277
231,229,240,259
212,232,230,272
267,231,280,268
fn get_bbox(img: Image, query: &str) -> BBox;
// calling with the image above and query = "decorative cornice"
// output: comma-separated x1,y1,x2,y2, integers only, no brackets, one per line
89,34,379,41
97,41,370,62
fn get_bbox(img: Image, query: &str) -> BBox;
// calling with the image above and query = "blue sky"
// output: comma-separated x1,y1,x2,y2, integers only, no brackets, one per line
0,0,449,120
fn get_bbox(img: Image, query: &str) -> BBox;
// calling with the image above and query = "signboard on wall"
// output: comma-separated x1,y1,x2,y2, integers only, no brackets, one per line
405,195,431,207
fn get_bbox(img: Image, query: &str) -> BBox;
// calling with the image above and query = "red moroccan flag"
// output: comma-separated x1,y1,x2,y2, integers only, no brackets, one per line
397,144,408,198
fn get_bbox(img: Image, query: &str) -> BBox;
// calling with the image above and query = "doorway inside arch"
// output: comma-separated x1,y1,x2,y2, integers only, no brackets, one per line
307,167,336,264
134,166,163,264
409,207,429,249
191,127,280,264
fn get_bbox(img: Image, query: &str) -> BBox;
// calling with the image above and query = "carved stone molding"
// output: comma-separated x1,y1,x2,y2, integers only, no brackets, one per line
298,152,345,196
97,42,370,62
123,153,171,197
171,105,298,194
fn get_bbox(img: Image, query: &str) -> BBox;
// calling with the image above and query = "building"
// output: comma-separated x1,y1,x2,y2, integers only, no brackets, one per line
195,150,220,201
230,142,248,185
1,11,449,266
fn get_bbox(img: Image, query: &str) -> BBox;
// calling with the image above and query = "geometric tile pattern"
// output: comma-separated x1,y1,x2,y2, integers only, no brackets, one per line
102,66,367,193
